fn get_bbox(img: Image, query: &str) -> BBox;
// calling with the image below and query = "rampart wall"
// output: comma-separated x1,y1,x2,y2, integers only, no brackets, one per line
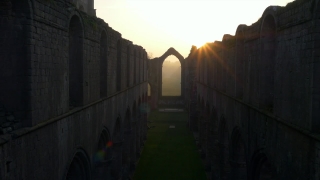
0,0,148,179
185,0,320,179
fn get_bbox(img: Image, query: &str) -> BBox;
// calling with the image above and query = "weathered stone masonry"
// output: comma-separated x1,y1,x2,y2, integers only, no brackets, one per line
185,0,320,179
0,0,148,179
148,47,186,109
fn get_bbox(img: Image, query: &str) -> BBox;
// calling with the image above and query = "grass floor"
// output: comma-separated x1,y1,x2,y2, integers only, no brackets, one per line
133,111,206,180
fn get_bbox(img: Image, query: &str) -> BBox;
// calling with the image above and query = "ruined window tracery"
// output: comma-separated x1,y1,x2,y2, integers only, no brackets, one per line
69,15,84,108
116,40,122,91
260,14,276,112
100,31,108,98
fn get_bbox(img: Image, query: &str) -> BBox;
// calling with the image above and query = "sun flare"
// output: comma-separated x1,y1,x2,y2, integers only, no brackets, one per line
96,0,294,57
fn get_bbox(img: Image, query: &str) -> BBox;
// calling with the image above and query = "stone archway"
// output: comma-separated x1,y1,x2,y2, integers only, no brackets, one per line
249,150,276,180
218,117,230,180
111,117,123,179
230,127,247,180
260,13,276,112
148,47,185,108
311,4,320,132
93,128,112,179
122,108,131,179
66,149,91,180
69,15,84,108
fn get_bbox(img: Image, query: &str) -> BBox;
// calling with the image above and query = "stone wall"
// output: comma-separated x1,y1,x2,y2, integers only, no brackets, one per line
186,0,320,179
0,0,148,179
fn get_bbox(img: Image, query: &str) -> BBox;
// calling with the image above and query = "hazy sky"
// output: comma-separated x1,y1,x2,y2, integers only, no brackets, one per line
94,0,294,61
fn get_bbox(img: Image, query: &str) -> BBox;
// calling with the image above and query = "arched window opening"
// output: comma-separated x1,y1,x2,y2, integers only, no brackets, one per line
136,98,142,155
218,118,230,179
99,130,112,160
208,54,213,87
116,40,122,91
66,151,90,180
131,103,137,165
111,117,123,179
138,52,141,83
100,31,108,98
69,15,83,109
148,83,151,97
251,152,276,180
162,55,181,96
236,28,245,99
311,5,320,132
230,128,247,180
127,46,130,88
122,109,131,178
260,14,276,112
142,54,145,81
204,104,211,170
203,55,207,84
210,107,220,179
134,50,136,84
93,129,112,179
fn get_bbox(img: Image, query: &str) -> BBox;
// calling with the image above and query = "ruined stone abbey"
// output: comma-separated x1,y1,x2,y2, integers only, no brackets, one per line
0,0,320,179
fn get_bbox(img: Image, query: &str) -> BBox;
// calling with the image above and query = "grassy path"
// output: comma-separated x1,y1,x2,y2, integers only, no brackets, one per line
133,111,206,180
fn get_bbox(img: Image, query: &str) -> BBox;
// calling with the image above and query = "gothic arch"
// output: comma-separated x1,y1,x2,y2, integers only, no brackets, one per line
210,106,220,179
69,14,84,108
134,49,137,84
218,116,230,180
111,116,123,179
100,30,108,98
116,40,122,92
131,102,137,168
93,128,112,179
250,150,276,180
204,102,211,170
65,148,91,180
157,47,185,98
0,0,34,125
259,8,278,112
230,127,247,180
122,108,131,179
136,97,142,157
311,1,320,132
235,24,247,99
127,45,131,88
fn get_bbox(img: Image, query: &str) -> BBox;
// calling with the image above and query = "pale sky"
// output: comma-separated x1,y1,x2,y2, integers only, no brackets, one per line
94,0,294,61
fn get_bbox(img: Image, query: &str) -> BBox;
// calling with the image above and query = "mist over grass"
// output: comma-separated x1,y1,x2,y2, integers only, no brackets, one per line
162,60,181,96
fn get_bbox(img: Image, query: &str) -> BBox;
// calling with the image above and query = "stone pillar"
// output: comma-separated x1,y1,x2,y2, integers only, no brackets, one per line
130,120,137,171
204,120,212,172
111,141,123,179
136,114,141,158
142,103,148,141
122,128,132,179
140,112,144,146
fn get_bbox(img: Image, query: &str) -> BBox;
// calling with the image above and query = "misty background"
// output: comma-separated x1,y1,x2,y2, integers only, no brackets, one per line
162,57,181,96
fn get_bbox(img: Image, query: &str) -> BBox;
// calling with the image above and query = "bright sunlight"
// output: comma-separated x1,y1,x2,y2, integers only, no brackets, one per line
95,0,294,58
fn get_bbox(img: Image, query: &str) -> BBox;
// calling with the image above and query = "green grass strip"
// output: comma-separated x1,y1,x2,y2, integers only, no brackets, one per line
133,111,206,180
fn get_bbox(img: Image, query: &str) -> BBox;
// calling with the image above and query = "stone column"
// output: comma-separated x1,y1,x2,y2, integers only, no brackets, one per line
111,141,123,180
130,120,137,171
122,128,132,179
136,114,141,158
